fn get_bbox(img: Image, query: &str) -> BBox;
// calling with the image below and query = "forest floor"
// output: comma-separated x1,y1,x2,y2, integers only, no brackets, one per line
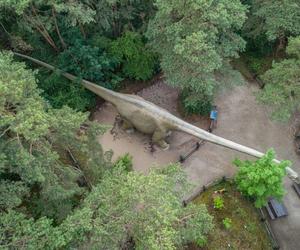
92,79,300,250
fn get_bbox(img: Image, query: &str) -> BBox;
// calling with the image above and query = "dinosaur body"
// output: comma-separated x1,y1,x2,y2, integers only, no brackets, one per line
14,52,299,183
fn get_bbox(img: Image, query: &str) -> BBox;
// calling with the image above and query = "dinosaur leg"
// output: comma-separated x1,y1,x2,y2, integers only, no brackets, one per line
152,128,169,150
121,118,135,134
110,115,121,136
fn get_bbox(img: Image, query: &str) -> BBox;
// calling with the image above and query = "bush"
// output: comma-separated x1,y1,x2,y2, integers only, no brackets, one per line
248,56,264,74
243,52,272,76
36,38,122,111
57,41,121,90
114,153,133,172
37,72,96,111
213,196,224,210
234,149,289,207
110,31,157,80
222,217,232,229
195,238,208,247
180,88,213,115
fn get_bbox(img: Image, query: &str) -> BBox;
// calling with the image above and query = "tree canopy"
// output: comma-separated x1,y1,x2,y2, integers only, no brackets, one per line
0,52,213,249
244,0,300,42
258,36,300,121
0,51,111,221
146,0,247,113
1,0,300,248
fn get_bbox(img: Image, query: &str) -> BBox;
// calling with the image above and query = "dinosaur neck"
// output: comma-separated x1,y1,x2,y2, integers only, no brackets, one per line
13,52,121,104
172,118,298,182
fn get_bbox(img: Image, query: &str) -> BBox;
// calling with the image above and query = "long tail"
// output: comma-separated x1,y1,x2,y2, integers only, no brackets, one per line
13,52,122,104
172,115,299,182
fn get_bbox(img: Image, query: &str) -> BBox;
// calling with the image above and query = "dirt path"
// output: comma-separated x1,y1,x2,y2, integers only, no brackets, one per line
92,81,300,250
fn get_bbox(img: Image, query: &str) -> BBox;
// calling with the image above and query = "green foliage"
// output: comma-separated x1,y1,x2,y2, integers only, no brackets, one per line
0,52,110,221
242,0,300,57
195,238,208,248
180,87,213,115
90,0,155,37
248,0,300,41
222,217,232,229
0,0,30,14
258,36,300,121
82,163,213,249
247,55,265,75
234,149,289,208
147,0,247,113
194,181,273,249
0,1,95,51
34,29,122,110
1,164,213,249
0,0,158,112
37,72,95,111
110,31,157,80
0,208,93,249
114,153,133,172
0,181,29,209
213,196,224,210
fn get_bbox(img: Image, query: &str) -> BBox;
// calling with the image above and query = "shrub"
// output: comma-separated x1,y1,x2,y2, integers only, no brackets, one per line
222,218,232,229
213,196,224,210
234,149,289,207
110,31,157,80
195,238,208,247
247,56,265,75
180,88,213,115
114,153,133,172
37,40,123,111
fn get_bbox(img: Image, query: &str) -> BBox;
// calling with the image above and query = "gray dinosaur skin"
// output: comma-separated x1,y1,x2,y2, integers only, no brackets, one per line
14,52,299,183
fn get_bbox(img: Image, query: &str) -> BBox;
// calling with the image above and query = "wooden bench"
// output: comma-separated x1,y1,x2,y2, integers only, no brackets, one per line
265,198,288,220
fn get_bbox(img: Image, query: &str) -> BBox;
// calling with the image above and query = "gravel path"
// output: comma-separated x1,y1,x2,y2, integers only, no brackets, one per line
93,81,300,250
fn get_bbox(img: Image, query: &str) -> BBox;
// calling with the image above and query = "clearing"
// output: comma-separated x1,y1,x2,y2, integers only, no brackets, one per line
92,79,300,250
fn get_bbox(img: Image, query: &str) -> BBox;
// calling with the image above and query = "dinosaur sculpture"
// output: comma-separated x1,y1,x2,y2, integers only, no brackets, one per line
14,52,299,183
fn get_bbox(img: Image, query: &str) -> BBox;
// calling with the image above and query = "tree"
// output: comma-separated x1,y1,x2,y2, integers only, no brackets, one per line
233,149,289,207
79,163,213,249
110,31,157,80
258,36,300,121
0,0,95,51
243,0,300,53
88,0,155,37
38,38,122,110
0,51,111,221
146,0,247,114
0,208,93,249
1,163,213,249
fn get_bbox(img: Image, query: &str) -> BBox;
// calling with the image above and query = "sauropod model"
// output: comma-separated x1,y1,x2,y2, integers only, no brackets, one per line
14,52,299,183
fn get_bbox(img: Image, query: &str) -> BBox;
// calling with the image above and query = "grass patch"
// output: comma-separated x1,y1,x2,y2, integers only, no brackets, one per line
191,181,272,250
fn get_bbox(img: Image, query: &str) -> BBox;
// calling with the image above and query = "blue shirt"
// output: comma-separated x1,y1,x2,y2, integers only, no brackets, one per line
210,110,218,120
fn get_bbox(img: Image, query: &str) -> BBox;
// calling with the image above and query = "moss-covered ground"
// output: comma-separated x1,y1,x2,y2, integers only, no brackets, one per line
191,181,272,250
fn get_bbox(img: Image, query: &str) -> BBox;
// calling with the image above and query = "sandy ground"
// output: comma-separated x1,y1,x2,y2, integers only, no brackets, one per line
93,80,300,250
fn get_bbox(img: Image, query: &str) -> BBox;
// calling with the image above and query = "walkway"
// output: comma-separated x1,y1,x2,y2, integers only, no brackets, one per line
93,82,300,250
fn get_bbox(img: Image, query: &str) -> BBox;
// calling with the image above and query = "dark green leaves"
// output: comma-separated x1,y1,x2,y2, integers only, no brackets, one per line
258,36,300,121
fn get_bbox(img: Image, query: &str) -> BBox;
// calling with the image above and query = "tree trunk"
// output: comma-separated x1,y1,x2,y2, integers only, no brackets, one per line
52,8,66,50
276,35,287,58
26,6,59,52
